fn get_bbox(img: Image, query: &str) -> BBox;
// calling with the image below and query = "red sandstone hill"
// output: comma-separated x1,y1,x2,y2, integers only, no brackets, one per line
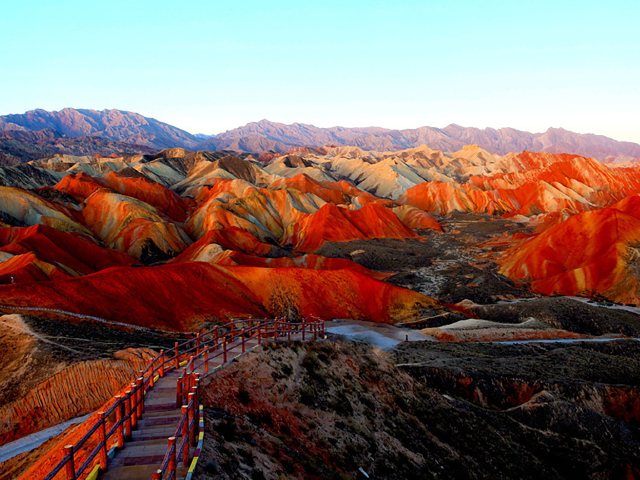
100,171,193,222
209,250,392,281
0,262,436,330
0,224,136,275
269,173,373,205
399,153,640,217
171,227,275,262
284,203,421,252
498,196,640,303
5,144,640,323
0,225,137,284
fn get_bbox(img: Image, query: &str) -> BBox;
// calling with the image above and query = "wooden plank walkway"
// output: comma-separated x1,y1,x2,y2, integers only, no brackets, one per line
98,337,260,480
40,320,324,480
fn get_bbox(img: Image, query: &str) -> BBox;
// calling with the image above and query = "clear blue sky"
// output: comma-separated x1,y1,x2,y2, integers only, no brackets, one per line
1,0,639,142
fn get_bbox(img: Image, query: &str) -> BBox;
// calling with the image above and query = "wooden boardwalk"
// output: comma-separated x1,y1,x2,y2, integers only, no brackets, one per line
41,320,324,480
99,337,260,480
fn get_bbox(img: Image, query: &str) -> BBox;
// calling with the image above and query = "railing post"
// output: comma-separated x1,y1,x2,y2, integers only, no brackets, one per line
150,369,154,388
98,412,108,470
214,326,219,350
64,445,75,480
176,375,183,408
130,383,138,429
196,332,201,354
175,342,179,369
115,396,125,448
303,323,306,341
204,347,209,374
190,356,195,373
152,470,162,480
287,321,291,341
188,393,196,446
314,322,318,340
182,368,187,404
194,377,200,407
223,340,228,363
242,328,246,353
137,377,144,416
160,350,165,377
258,322,262,344
182,405,190,465
192,384,198,418
168,437,177,478
125,390,132,437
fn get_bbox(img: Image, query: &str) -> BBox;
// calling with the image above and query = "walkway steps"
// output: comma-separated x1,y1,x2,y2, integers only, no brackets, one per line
98,338,261,479
39,320,324,480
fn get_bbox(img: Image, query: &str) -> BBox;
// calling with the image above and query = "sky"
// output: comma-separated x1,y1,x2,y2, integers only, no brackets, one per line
1,0,639,142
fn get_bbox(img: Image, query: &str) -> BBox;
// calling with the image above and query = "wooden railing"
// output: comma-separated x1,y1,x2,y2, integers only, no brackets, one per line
42,318,325,480
154,319,325,480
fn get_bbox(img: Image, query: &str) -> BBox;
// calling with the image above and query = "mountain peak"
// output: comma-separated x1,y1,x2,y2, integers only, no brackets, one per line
0,108,199,150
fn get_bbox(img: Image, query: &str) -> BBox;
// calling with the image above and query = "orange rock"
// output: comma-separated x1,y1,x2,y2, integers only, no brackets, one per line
392,205,443,232
0,262,436,331
400,153,640,217
101,171,193,222
0,349,156,447
269,173,373,205
284,203,420,252
82,190,191,260
0,224,136,276
53,172,106,201
212,251,393,281
172,227,274,262
498,199,640,303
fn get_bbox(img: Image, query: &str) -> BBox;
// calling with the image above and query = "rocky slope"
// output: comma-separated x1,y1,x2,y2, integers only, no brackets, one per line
194,339,640,479
0,314,182,446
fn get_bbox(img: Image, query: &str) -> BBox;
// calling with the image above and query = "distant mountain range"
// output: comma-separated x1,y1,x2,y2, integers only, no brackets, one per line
0,108,199,151
0,129,154,166
1,108,639,162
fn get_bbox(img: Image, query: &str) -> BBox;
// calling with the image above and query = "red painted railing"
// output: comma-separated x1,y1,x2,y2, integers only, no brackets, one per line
154,319,325,480
42,318,324,480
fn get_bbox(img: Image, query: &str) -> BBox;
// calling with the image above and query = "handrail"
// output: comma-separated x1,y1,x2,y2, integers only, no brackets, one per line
42,318,325,480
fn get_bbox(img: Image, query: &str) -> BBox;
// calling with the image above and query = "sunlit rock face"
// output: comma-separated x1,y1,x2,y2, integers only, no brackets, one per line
3,143,640,334
498,196,640,304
